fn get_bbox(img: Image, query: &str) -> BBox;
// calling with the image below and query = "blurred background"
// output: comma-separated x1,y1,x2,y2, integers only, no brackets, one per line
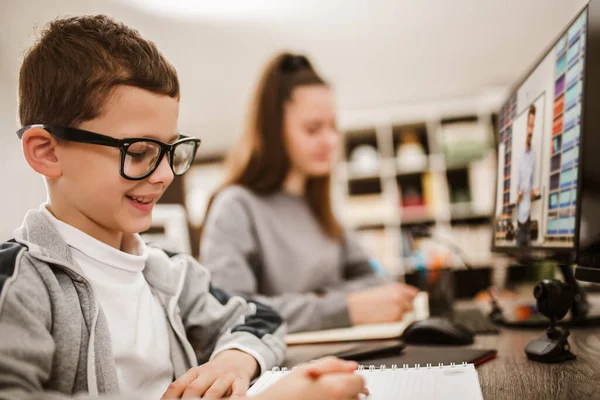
0,0,588,297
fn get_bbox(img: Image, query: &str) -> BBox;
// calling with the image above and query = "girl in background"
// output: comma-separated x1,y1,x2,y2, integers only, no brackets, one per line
201,53,417,333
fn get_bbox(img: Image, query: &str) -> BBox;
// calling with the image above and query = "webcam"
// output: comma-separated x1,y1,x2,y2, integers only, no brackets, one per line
534,279,574,321
525,279,576,363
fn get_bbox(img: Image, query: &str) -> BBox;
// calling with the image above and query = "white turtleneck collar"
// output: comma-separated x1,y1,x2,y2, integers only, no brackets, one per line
40,204,148,274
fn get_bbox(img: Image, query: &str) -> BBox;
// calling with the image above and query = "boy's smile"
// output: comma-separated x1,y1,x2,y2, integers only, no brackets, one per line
125,192,162,213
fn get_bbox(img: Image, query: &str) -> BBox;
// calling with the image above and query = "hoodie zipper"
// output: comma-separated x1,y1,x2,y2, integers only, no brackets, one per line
86,301,101,395
22,251,102,395
167,262,198,368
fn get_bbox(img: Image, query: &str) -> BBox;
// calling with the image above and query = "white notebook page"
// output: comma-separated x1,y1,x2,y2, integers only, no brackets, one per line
247,364,483,400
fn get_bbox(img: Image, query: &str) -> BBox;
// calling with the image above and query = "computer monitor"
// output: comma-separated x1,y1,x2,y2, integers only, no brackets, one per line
492,5,590,264
576,1,600,284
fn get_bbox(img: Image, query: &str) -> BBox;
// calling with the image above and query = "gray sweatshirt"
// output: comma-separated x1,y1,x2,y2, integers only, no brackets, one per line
201,185,387,333
0,209,286,399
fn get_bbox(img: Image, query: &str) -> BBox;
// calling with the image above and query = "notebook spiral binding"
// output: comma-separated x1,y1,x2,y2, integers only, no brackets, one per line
356,362,468,371
268,362,469,373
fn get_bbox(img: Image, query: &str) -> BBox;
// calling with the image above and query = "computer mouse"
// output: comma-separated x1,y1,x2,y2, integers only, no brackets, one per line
402,317,475,345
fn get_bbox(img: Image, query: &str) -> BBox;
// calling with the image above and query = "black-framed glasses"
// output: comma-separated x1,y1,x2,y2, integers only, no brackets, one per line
16,124,201,181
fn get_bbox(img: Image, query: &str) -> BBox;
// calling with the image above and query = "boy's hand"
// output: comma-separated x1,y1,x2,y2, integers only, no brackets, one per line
257,357,367,400
298,356,361,380
162,349,258,400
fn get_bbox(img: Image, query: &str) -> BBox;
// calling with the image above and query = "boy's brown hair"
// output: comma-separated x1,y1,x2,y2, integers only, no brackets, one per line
19,15,179,127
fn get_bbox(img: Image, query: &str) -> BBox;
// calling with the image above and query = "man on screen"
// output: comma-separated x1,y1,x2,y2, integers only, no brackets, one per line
516,104,537,246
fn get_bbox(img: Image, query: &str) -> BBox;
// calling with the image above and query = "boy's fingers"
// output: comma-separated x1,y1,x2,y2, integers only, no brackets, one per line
345,374,367,395
181,375,215,399
202,377,233,400
161,368,199,399
304,357,359,378
320,373,366,398
231,378,250,397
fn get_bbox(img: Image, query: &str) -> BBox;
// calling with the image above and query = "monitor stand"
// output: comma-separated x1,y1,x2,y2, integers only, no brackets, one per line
559,264,590,322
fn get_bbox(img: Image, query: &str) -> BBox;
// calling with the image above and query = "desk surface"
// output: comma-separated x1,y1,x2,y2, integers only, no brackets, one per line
285,324,600,399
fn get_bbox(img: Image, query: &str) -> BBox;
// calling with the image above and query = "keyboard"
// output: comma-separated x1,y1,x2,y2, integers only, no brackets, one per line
452,308,500,334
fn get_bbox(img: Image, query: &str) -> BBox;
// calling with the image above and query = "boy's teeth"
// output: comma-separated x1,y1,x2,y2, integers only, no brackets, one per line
129,196,152,204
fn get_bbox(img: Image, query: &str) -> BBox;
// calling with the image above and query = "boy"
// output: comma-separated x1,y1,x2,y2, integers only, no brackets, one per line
0,15,366,400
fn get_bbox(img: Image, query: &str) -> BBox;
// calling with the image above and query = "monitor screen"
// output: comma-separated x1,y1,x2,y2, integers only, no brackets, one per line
493,8,587,256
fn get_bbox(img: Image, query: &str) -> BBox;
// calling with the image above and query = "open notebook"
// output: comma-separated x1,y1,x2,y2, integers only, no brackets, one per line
286,292,429,345
247,363,484,400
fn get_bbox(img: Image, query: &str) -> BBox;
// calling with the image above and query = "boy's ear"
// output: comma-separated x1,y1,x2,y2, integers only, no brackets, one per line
21,127,63,179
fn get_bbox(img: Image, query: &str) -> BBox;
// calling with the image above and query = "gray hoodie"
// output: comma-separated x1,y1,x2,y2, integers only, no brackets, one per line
0,209,286,399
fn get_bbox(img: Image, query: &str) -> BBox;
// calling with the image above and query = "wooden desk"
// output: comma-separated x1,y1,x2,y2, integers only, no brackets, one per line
284,325,600,399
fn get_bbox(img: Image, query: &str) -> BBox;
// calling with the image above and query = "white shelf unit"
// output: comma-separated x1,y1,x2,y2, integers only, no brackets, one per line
333,95,505,278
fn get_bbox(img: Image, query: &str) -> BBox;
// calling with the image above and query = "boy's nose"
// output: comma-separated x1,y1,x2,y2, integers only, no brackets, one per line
148,155,174,186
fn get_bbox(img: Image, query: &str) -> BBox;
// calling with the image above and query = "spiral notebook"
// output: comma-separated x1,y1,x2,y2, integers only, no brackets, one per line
247,362,484,399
